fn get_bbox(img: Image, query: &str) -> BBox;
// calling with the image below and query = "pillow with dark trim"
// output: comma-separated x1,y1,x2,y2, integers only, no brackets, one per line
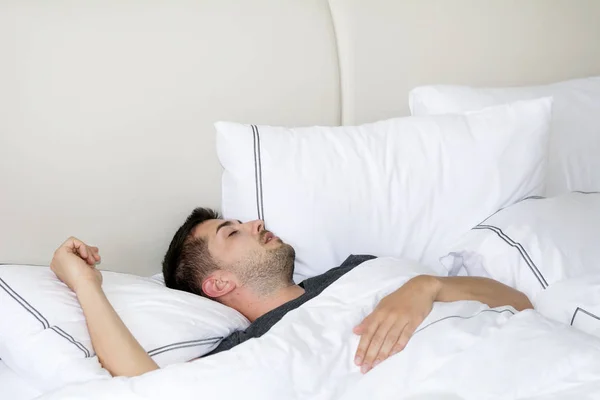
440,192,600,303
0,265,248,393
217,98,552,282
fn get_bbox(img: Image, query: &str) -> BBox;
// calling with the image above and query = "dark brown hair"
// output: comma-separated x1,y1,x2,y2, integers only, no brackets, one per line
162,208,221,297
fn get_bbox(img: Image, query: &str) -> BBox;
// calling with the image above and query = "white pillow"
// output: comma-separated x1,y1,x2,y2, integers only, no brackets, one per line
440,192,600,302
217,98,552,282
150,272,165,285
0,265,249,393
409,76,600,196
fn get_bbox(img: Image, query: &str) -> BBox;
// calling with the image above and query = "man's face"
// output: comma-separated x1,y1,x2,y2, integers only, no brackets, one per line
192,219,296,294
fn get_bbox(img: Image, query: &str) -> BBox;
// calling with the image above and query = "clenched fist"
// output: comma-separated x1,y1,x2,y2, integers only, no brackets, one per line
50,237,103,293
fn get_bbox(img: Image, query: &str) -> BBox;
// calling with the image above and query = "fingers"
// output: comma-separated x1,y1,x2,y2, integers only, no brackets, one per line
394,323,417,354
353,316,379,370
68,237,87,258
353,319,367,335
372,322,407,365
90,246,101,263
83,245,99,265
360,317,395,373
61,237,100,265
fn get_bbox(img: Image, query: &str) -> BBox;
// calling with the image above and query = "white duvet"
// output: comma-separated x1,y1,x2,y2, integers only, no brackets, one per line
39,257,600,400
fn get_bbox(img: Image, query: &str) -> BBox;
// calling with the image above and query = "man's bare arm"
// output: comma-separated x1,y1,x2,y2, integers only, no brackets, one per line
75,281,159,376
353,274,532,373
51,237,159,377
434,275,533,311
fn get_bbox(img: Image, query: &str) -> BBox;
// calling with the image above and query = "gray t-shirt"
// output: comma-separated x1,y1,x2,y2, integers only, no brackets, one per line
206,254,376,357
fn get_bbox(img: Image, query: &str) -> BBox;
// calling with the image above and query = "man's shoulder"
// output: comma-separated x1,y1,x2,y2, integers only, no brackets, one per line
301,254,377,292
338,254,377,269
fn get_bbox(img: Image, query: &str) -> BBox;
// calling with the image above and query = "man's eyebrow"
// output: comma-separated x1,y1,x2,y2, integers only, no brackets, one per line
216,220,233,235
216,220,242,235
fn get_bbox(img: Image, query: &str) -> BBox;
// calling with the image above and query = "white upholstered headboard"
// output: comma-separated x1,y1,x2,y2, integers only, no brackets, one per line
1,1,599,275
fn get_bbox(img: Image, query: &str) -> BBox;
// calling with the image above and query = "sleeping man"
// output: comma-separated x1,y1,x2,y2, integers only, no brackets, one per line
50,208,533,377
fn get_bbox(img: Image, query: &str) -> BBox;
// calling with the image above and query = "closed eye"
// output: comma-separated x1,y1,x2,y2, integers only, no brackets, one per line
228,230,238,237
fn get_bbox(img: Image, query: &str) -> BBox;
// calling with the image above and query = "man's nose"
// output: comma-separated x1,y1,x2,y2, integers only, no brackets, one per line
246,219,264,235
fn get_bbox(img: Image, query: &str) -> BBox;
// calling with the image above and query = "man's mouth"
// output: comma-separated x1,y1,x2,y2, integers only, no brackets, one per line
263,231,276,244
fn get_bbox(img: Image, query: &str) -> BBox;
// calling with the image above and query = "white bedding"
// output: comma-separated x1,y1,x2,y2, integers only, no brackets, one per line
440,192,600,309
0,360,42,400
38,258,600,400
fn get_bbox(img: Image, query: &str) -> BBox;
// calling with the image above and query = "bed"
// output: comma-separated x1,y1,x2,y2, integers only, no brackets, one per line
1,1,600,399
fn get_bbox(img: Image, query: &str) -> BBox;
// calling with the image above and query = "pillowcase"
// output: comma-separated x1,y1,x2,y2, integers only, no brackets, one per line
440,192,600,302
409,76,600,196
216,98,552,282
150,272,165,285
0,265,249,392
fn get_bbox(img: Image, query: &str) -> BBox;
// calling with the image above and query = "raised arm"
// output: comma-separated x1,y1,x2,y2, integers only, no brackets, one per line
353,274,533,374
50,237,159,377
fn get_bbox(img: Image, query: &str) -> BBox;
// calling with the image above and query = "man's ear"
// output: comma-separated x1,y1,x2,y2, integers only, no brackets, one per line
201,271,236,299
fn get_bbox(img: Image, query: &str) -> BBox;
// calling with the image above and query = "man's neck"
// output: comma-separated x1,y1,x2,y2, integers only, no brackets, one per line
242,284,305,322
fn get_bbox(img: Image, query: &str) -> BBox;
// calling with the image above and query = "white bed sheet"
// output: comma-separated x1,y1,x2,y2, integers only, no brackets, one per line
36,258,600,400
0,359,42,400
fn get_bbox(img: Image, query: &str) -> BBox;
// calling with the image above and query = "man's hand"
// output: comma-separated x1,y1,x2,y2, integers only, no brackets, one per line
353,275,439,374
50,236,102,292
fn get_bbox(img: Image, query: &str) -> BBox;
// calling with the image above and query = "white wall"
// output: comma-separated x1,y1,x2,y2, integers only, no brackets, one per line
1,0,600,275
0,0,340,274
